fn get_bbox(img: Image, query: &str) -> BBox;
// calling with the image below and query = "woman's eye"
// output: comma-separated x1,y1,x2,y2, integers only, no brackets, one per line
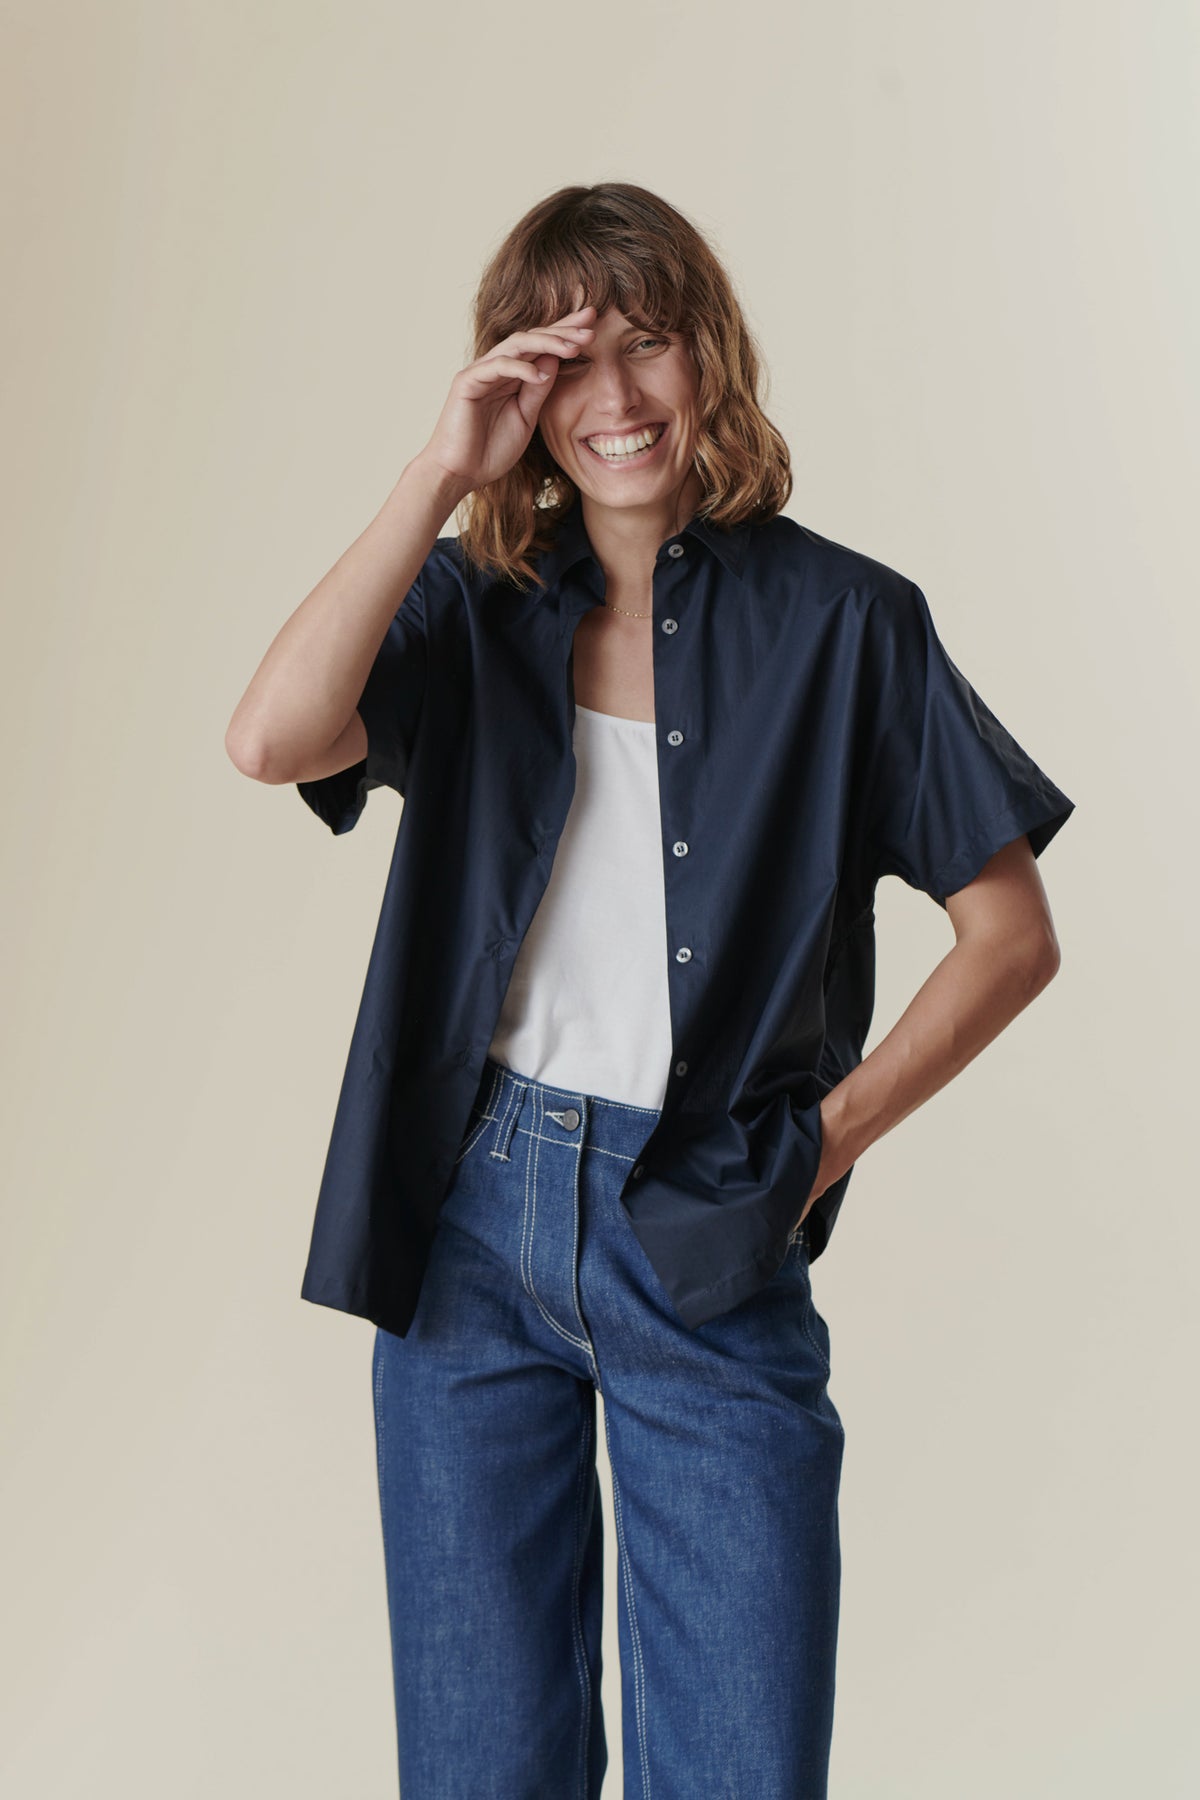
563,336,668,366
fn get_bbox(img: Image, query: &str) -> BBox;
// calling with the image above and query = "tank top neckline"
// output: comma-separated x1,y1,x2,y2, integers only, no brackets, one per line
574,702,656,731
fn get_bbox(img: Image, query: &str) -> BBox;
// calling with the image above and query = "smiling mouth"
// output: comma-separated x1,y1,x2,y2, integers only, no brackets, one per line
581,422,668,464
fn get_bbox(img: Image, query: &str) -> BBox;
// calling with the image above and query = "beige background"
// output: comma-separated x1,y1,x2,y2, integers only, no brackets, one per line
3,1,1196,1794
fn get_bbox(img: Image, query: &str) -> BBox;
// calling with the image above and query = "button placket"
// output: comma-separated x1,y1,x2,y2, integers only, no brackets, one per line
659,544,695,1067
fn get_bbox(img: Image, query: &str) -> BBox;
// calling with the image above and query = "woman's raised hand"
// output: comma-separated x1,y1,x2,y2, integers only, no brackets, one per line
416,306,597,499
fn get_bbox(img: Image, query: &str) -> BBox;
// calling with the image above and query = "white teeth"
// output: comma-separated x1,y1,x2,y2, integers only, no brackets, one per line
585,424,664,459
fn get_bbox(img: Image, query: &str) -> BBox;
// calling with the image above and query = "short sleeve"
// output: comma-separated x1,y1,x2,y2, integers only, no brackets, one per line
865,582,1075,907
296,570,429,835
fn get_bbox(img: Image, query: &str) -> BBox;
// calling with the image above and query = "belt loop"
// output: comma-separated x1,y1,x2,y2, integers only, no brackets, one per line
489,1071,525,1161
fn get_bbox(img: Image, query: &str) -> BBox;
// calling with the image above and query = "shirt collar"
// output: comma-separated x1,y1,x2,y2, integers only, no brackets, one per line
535,493,754,595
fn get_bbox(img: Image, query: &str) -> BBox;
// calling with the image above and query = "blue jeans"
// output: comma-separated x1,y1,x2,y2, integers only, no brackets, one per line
372,1054,845,1799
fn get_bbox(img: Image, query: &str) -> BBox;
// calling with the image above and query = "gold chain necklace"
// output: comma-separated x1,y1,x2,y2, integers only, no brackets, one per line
602,601,653,618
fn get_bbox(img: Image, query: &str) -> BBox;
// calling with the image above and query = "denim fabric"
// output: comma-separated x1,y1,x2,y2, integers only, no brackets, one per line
372,1054,845,1799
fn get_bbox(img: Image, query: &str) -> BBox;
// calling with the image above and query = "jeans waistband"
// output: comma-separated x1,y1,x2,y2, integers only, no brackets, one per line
475,1053,662,1124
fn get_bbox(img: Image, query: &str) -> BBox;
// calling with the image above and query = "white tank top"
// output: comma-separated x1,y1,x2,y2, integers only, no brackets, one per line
487,703,673,1109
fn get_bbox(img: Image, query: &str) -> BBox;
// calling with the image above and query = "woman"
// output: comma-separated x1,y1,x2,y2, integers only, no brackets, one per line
227,183,1074,1799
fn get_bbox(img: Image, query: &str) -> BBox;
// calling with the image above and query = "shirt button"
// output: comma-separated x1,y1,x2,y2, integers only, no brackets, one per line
672,841,688,856
675,1059,688,1076
675,946,693,963
633,1163,645,1179
667,729,684,746
667,543,685,558
661,617,678,634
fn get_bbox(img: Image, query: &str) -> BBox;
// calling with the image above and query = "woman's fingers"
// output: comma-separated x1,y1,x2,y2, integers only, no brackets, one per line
475,305,597,371
458,354,556,390
479,327,591,364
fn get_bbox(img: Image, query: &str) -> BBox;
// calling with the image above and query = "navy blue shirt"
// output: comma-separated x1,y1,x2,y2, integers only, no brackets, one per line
296,497,1074,1334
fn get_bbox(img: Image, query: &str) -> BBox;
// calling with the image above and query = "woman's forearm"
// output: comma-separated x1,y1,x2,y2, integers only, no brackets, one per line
814,926,1060,1200
224,454,466,783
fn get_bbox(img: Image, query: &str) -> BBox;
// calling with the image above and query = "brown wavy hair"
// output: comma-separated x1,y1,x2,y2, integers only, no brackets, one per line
453,183,793,591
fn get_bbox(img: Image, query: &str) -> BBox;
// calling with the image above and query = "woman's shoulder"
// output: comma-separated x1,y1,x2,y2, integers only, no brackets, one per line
746,512,921,629
421,532,535,601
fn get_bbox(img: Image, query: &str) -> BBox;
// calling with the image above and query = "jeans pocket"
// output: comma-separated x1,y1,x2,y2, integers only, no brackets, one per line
798,1264,833,1381
782,1225,832,1379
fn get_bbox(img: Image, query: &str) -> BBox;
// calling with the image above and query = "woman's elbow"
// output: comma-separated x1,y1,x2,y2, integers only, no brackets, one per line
1025,917,1063,993
225,719,288,784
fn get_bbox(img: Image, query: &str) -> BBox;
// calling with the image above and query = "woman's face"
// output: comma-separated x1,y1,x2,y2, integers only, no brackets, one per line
536,304,701,515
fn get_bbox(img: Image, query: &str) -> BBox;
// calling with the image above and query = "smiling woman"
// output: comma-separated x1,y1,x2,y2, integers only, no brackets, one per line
230,179,1074,1800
